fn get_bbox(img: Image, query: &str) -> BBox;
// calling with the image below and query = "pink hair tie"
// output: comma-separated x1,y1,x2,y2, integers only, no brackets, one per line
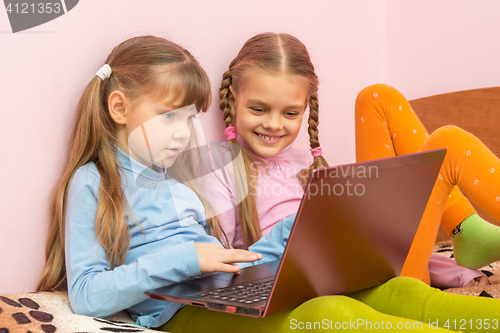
310,146,322,158
224,126,237,141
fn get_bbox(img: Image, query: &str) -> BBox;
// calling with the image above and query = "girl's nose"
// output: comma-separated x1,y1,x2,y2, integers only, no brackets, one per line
262,113,283,131
172,121,191,140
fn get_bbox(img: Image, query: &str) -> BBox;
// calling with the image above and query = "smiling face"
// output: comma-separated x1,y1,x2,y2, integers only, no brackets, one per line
232,71,308,158
120,95,198,169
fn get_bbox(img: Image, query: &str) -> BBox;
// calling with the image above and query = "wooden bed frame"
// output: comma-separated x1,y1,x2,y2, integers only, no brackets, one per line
409,86,500,241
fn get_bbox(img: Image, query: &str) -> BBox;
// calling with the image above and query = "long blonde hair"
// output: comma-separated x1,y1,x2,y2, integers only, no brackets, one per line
37,35,217,291
219,32,329,248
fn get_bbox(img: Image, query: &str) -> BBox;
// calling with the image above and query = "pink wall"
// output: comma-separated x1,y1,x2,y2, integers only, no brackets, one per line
0,0,384,293
384,0,500,99
1,1,499,293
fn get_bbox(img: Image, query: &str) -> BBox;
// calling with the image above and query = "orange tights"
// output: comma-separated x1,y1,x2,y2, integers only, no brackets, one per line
355,84,500,282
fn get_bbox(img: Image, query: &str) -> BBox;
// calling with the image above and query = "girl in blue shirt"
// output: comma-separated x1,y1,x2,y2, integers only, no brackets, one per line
35,35,283,327
37,35,499,332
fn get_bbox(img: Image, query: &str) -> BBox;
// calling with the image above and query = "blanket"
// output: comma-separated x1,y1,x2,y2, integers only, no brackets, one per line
0,291,157,333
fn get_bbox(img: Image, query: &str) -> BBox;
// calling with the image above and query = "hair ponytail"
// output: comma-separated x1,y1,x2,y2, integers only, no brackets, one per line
37,76,129,291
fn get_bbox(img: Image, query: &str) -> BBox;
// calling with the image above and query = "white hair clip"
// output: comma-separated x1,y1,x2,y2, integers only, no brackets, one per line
95,64,112,80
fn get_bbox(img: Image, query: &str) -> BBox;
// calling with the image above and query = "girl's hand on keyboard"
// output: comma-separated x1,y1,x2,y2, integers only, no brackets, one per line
195,243,262,274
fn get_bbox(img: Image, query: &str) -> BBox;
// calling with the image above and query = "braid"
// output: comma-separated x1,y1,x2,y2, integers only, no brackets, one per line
307,89,320,149
299,91,329,187
218,69,262,248
219,70,234,127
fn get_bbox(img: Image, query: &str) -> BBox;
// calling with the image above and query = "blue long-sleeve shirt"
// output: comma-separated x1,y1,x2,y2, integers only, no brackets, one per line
65,148,294,327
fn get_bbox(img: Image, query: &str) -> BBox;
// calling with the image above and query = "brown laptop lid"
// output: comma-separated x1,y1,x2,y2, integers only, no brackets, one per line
264,149,446,316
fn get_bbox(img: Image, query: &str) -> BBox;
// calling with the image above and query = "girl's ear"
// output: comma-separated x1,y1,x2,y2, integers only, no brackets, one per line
108,91,129,125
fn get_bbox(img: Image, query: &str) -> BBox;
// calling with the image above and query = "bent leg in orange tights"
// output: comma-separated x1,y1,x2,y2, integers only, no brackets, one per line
355,83,500,278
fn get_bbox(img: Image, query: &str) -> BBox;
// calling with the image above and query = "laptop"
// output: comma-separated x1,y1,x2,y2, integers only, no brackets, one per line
146,148,446,317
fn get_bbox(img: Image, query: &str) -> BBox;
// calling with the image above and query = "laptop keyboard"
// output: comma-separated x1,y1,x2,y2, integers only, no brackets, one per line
195,279,274,304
